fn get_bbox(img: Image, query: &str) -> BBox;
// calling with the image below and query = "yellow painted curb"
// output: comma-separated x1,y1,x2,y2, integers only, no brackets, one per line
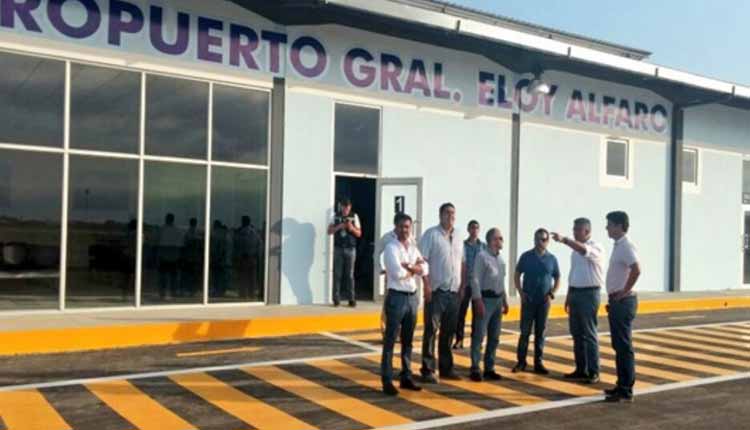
0,296,748,356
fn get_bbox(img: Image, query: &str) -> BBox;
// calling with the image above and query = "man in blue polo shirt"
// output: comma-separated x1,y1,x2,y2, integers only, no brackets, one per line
513,228,561,374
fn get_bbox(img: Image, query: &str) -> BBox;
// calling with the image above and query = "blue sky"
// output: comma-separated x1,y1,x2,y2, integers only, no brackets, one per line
449,0,750,85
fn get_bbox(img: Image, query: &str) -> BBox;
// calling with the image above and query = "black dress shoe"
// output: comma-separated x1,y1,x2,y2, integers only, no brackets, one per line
604,391,634,403
420,373,438,384
400,378,422,391
584,374,600,384
564,371,587,379
440,371,462,381
383,382,399,396
533,364,550,375
603,387,619,396
469,371,483,382
348,301,357,307
483,370,503,381
512,362,527,373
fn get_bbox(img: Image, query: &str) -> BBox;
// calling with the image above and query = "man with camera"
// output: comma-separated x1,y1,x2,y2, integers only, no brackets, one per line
328,198,362,307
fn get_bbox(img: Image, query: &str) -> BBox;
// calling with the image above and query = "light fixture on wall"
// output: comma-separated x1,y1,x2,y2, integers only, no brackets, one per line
528,69,552,95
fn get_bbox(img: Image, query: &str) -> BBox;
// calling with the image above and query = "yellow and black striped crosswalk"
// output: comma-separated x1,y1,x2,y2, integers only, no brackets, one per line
0,322,748,430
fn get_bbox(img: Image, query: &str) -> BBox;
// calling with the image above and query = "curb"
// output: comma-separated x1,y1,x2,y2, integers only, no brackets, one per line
1,296,749,356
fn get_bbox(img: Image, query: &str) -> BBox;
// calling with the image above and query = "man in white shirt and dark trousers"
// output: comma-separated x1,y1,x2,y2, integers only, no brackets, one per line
419,203,465,383
552,218,606,384
604,211,641,403
469,228,509,382
381,213,428,396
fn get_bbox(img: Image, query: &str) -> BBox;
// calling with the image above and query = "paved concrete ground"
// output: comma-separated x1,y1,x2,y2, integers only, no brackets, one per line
0,309,748,430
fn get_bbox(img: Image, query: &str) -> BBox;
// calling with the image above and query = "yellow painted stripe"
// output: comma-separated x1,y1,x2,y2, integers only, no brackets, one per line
635,333,750,359
244,366,412,428
362,354,546,406
86,380,192,430
714,325,750,335
0,390,71,430
542,342,692,383
553,338,733,376
308,359,484,416
176,346,261,357
667,329,750,348
630,338,749,368
691,327,750,341
169,372,315,430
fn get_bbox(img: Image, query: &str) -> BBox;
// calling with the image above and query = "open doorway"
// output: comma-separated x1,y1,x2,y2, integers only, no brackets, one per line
335,176,376,301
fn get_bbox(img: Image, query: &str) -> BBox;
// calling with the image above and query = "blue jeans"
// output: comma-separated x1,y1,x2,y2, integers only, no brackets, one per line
470,296,503,373
569,287,601,377
381,290,419,385
609,295,638,395
333,247,356,304
516,298,550,365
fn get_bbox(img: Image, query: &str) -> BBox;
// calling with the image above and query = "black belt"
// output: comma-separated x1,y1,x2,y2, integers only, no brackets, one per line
434,289,458,295
570,286,601,290
481,290,503,298
388,289,417,296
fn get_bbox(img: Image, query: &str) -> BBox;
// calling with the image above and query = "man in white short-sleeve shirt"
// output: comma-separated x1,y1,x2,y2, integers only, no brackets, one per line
604,210,641,403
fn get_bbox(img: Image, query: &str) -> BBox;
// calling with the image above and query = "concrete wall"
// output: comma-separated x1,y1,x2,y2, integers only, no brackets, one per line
518,122,670,293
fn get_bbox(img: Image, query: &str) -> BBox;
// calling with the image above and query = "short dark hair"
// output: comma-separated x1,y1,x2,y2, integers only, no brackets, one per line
467,220,479,230
485,228,501,244
574,217,591,228
439,202,455,216
395,212,412,225
339,197,352,207
534,228,549,239
606,211,630,232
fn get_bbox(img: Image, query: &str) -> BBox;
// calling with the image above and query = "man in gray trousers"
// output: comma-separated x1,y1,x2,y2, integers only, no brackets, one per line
553,218,606,384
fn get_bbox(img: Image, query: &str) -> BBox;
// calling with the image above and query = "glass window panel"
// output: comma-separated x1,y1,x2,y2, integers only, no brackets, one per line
0,149,62,310
66,156,139,308
70,64,141,153
334,103,379,175
141,162,206,305
0,52,64,148
606,140,628,178
682,149,698,184
145,75,208,159
743,161,750,204
209,167,267,303
212,85,269,165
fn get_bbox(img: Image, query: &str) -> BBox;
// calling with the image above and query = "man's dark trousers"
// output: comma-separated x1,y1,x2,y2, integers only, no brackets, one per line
381,290,419,385
569,287,601,377
516,298,550,366
421,289,459,376
609,295,638,396
333,247,356,305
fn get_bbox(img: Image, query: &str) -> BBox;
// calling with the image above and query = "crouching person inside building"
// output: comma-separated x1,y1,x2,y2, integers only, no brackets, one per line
381,213,427,396
469,227,509,382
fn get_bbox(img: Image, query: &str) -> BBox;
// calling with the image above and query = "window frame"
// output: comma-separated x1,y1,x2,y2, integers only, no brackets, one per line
600,136,634,188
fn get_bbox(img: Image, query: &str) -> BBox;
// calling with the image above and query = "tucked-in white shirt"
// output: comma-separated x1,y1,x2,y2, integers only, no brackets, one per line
384,240,429,293
471,249,507,300
374,230,416,273
568,239,606,288
419,225,464,292
606,235,640,295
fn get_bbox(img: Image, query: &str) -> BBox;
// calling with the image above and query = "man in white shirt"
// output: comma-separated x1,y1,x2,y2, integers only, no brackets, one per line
604,211,641,403
375,213,416,335
381,213,428,396
419,203,465,383
552,217,606,384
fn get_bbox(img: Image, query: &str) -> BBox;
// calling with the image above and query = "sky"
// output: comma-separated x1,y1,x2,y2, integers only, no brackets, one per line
448,0,750,85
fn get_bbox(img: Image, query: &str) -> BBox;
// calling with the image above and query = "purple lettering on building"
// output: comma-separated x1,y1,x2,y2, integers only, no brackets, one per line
496,74,512,109
601,95,617,126
197,17,223,63
433,63,451,99
403,59,431,97
651,104,669,133
229,24,259,70
380,53,403,93
587,93,602,124
1,0,42,32
48,0,101,39
478,71,495,106
289,36,327,79
261,30,287,74
615,99,633,129
149,5,189,55
566,90,586,121
343,48,375,88
634,102,650,131
108,0,143,46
